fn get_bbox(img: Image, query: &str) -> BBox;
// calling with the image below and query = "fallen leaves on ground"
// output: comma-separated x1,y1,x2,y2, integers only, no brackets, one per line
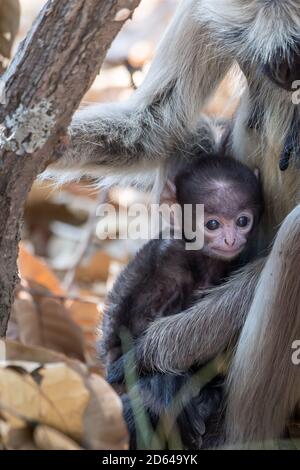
18,243,65,296
9,281,86,361
15,243,105,362
0,340,128,450
2,229,129,450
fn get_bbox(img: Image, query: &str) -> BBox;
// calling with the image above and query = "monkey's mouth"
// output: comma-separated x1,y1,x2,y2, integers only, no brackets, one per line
211,247,242,259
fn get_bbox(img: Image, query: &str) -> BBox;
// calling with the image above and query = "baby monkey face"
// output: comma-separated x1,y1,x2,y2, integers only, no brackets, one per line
203,210,254,260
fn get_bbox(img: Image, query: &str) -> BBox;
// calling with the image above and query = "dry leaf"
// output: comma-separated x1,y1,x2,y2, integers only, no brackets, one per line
39,364,90,440
10,284,86,361
83,373,128,450
0,0,20,59
3,339,70,364
0,361,41,374
18,243,65,295
67,299,101,359
0,368,41,423
68,300,101,330
0,341,128,450
75,250,110,283
0,363,90,441
0,420,34,450
1,340,88,379
34,425,82,450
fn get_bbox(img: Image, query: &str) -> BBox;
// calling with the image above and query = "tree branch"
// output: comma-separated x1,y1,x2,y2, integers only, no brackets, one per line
0,0,141,336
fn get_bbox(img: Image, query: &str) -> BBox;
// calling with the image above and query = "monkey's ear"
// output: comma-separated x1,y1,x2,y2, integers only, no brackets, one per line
160,179,177,205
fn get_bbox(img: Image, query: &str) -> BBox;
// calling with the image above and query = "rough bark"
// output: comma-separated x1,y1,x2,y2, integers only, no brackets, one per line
0,0,141,336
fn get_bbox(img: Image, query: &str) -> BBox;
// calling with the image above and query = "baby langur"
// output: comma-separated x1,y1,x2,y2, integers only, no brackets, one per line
100,155,263,449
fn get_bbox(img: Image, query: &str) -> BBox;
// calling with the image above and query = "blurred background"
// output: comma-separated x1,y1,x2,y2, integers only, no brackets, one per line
8,0,238,363
2,1,299,452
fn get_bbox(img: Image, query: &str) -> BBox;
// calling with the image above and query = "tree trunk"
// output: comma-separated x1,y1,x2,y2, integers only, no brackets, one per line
0,0,141,336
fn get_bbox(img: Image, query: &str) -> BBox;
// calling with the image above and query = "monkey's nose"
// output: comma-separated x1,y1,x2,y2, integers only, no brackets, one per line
263,45,300,91
225,238,236,247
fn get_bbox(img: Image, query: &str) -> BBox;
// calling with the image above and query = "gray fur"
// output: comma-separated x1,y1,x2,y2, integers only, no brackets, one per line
139,258,265,374
42,0,300,446
226,205,300,445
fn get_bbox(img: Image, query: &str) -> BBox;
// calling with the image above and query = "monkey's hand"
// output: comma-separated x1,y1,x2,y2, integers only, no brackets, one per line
178,376,224,449
106,355,126,385
106,346,144,385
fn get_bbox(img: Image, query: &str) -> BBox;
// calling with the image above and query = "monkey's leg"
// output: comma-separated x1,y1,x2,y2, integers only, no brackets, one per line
225,205,300,446
42,0,233,183
137,258,265,374
120,373,223,450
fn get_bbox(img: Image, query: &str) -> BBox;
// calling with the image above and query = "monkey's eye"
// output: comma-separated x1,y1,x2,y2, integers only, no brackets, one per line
206,220,220,231
236,216,250,228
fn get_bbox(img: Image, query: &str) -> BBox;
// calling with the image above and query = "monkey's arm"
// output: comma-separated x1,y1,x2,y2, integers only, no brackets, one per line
100,239,193,367
137,258,265,374
43,0,233,182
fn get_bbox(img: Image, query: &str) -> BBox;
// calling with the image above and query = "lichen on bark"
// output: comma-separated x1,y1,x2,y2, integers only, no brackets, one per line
0,100,55,155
